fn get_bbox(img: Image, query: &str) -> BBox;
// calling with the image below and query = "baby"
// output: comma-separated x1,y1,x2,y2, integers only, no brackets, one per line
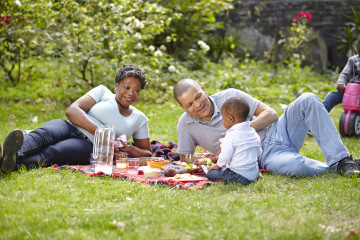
207,97,261,185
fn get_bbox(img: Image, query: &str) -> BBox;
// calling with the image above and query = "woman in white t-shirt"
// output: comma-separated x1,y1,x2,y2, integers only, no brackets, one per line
0,65,152,172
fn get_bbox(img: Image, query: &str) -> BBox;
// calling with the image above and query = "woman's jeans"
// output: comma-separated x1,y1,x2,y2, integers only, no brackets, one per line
260,93,349,177
207,167,253,185
322,90,344,112
16,119,92,169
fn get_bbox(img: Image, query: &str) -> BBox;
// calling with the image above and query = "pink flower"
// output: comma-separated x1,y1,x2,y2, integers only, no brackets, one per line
305,12,312,21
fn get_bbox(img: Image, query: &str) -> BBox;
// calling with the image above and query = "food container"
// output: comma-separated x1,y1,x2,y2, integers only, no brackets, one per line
146,157,170,169
162,164,187,177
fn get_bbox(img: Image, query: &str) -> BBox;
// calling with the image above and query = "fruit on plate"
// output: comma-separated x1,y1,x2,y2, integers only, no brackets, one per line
187,158,214,174
198,157,213,166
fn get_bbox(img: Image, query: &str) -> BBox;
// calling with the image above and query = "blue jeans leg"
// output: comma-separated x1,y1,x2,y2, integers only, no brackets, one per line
16,119,92,168
322,90,343,112
207,167,253,185
262,145,337,177
260,93,349,177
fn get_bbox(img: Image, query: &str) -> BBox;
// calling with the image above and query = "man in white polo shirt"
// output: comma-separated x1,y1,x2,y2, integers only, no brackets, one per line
174,78,360,177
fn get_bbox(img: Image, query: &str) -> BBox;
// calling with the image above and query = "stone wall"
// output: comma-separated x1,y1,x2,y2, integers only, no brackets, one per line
224,0,360,69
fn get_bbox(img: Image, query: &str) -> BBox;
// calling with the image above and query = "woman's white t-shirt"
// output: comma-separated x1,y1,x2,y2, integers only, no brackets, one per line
71,85,149,143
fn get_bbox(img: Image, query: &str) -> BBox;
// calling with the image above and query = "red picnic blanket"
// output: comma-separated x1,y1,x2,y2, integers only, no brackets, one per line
52,164,220,190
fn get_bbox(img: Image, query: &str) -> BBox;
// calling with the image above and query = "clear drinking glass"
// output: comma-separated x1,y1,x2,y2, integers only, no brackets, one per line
115,152,128,169
127,158,139,173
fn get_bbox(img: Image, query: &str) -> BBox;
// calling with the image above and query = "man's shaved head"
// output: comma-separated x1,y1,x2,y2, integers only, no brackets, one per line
173,78,201,105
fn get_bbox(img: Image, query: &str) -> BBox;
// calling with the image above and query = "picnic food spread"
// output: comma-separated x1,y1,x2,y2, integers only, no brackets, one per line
61,155,219,190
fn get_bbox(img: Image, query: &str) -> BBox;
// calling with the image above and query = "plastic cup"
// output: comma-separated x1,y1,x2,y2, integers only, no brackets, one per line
127,158,139,173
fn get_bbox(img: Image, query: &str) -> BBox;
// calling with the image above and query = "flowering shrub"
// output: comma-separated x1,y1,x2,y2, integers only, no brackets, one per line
0,1,52,85
0,0,234,100
277,11,314,67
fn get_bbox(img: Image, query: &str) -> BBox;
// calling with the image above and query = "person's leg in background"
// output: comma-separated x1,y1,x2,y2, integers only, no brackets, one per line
322,90,343,112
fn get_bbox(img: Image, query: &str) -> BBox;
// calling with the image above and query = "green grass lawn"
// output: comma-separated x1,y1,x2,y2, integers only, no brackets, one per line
1,86,360,239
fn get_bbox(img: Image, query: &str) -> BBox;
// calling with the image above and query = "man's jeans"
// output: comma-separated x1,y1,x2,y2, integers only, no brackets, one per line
16,119,92,169
260,93,349,177
207,167,253,185
322,90,343,112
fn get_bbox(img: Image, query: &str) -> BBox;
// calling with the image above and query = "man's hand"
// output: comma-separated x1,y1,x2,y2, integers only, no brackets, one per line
337,83,346,92
207,164,220,172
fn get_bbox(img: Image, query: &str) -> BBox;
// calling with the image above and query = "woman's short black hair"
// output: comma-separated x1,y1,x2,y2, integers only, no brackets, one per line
115,64,147,89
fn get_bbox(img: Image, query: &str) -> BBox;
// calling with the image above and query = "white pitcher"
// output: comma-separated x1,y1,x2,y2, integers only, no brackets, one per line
93,125,116,175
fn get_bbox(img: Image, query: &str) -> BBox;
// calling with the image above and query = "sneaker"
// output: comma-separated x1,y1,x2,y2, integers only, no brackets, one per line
354,157,360,169
1,130,24,173
23,130,32,136
337,155,360,177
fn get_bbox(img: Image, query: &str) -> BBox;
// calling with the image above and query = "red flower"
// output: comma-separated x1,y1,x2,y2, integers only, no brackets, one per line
293,11,311,23
4,19,10,24
298,12,305,17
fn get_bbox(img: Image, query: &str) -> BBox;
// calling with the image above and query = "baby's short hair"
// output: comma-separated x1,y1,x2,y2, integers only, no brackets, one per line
221,97,250,121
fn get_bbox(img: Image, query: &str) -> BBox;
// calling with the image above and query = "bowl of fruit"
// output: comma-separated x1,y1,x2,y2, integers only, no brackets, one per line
146,157,170,169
